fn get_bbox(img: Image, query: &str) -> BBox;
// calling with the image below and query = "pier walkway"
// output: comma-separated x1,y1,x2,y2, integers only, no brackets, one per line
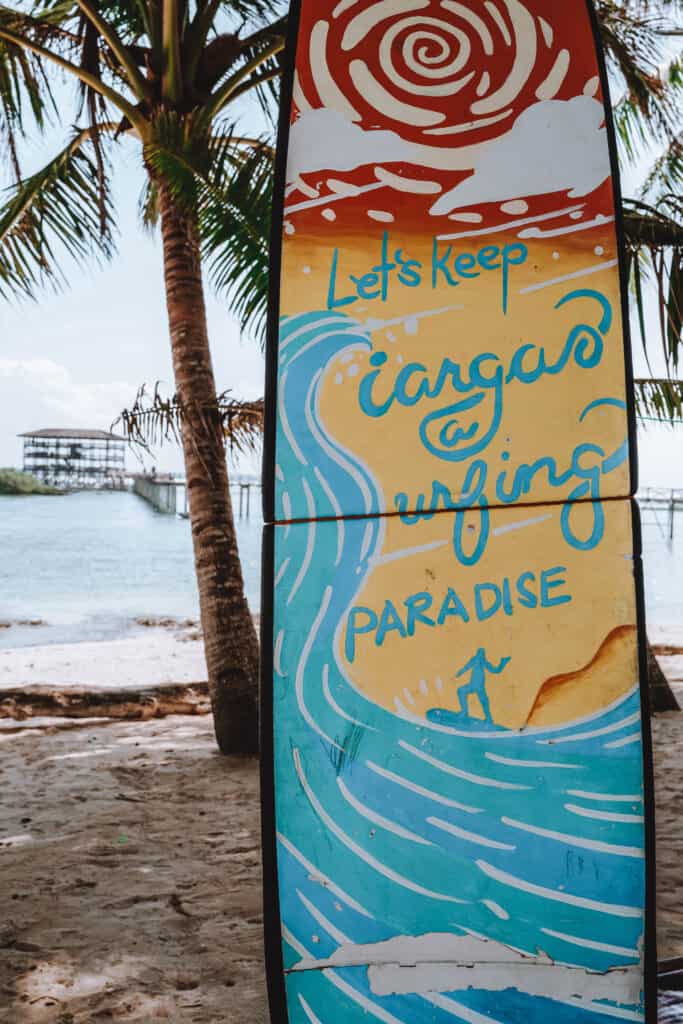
132,474,260,518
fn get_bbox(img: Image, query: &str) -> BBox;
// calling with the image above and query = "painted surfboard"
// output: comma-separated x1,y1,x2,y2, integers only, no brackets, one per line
261,3,656,1024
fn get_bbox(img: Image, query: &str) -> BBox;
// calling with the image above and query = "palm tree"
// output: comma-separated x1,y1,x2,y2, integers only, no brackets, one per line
0,0,286,755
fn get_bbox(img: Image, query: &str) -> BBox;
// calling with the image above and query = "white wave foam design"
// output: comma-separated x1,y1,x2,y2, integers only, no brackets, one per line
306,370,375,516
428,816,516,851
274,558,291,588
339,778,432,845
501,816,643,858
274,629,286,678
394,686,640,741
297,889,350,945
313,467,344,565
284,926,410,1024
605,733,642,750
437,204,584,240
279,371,307,466
328,971,407,1024
323,664,376,732
295,587,342,751
287,480,316,605
565,804,644,825
285,327,363,370
519,215,613,239
294,749,468,904
486,753,580,769
520,260,619,295
423,992,506,1024
360,521,374,562
554,999,644,1022
538,712,641,745
299,995,324,1024
367,760,482,814
278,832,373,919
400,742,532,790
285,180,385,214
477,861,643,918
280,313,350,351
483,899,510,920
567,790,643,804
540,927,641,959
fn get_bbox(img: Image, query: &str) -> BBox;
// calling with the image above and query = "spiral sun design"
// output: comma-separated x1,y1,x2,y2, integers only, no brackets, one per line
299,0,586,145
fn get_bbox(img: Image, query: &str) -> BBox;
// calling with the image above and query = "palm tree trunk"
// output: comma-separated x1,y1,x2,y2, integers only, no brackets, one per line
157,181,259,756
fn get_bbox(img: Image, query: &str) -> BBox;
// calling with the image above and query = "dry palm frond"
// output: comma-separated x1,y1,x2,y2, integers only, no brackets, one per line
115,383,264,461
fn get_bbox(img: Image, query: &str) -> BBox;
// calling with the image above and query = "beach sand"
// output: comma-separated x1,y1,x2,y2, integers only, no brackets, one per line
0,634,681,1021
0,629,207,693
0,716,266,1023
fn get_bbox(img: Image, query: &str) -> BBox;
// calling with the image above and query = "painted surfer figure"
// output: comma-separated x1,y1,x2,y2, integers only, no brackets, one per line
455,649,511,723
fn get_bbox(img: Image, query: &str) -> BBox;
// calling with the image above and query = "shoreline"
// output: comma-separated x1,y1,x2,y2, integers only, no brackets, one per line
0,628,208,695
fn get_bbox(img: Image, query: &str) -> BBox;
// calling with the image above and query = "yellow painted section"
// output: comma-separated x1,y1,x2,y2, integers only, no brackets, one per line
337,501,637,730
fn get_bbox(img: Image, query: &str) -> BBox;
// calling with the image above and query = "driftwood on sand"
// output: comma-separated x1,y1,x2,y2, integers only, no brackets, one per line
0,682,210,721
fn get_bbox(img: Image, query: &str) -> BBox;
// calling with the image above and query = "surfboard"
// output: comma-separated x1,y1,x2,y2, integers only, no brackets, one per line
261,3,656,1022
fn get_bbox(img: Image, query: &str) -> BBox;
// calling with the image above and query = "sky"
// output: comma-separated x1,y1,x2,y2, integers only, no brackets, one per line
0,79,681,487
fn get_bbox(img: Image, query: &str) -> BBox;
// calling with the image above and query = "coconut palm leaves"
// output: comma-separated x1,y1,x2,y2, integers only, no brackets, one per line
0,125,116,298
0,0,285,327
116,382,264,457
597,0,683,418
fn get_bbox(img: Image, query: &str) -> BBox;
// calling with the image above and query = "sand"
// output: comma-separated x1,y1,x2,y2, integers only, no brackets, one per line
0,631,682,1021
0,631,207,693
0,716,266,1023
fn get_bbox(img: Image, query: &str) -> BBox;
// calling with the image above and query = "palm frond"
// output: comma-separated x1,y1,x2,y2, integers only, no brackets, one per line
635,377,683,422
115,382,264,458
199,134,273,339
0,125,117,299
624,197,683,373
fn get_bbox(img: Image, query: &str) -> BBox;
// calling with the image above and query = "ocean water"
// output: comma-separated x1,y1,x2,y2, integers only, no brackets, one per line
0,486,680,650
0,489,262,648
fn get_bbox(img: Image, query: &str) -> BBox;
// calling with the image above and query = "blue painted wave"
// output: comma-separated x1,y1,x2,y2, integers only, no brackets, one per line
272,311,646,1024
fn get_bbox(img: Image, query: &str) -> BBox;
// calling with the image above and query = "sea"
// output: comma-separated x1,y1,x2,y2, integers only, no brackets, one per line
0,485,680,649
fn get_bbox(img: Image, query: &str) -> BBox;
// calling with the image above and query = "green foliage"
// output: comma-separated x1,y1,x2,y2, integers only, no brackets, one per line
0,0,286,336
0,467,59,494
635,377,683,422
0,126,115,298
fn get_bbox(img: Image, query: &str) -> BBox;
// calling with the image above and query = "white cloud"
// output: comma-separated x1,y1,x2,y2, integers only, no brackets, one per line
287,109,411,181
287,97,610,215
430,97,610,214
0,359,134,445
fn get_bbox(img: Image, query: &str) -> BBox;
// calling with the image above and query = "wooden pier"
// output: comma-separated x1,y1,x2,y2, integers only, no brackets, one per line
132,474,261,519
639,488,683,541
